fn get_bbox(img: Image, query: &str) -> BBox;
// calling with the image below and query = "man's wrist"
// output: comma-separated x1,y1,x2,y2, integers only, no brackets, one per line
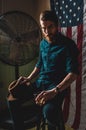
56,87,60,92
54,86,61,94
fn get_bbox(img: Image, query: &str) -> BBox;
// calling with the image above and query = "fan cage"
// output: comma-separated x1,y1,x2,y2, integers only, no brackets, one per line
0,10,42,66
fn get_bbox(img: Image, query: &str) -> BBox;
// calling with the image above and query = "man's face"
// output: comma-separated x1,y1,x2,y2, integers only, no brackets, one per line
40,20,58,43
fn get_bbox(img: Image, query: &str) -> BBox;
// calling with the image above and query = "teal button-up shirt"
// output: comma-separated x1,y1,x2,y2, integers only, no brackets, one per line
35,33,79,90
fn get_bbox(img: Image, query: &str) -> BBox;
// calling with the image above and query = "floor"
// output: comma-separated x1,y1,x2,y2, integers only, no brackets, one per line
0,124,47,130
0,125,74,130
0,127,42,130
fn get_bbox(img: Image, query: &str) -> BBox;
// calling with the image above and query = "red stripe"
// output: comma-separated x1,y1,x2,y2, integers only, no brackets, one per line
72,24,83,129
66,27,72,38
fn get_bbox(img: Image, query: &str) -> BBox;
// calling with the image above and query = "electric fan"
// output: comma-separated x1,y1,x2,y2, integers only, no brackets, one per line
0,11,42,79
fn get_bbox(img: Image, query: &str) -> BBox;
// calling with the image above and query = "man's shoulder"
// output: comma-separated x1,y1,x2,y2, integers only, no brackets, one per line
41,38,48,43
58,32,75,45
58,32,79,55
40,38,48,46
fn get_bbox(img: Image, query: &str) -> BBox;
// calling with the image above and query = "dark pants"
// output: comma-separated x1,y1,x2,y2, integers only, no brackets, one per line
7,83,65,130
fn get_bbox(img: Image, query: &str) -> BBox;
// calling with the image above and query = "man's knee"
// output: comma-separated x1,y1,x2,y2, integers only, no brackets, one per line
43,104,51,119
42,103,64,127
43,104,57,124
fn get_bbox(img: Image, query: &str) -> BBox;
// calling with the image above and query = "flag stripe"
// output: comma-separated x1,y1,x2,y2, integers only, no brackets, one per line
72,24,83,129
67,81,76,126
72,26,77,44
67,27,72,38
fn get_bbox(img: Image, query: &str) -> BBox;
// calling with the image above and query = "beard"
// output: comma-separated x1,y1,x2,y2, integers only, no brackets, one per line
44,33,57,43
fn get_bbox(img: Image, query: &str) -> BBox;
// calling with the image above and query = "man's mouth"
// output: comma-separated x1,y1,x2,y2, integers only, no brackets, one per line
46,34,53,38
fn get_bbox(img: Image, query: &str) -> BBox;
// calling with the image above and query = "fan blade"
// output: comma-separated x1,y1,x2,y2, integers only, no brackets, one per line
21,29,40,43
0,17,15,39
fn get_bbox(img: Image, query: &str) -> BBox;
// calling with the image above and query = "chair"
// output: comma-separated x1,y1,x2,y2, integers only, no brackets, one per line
0,95,65,130
0,102,45,130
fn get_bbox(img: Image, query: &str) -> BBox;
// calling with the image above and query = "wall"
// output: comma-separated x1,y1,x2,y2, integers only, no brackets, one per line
35,0,51,22
0,0,50,110
0,0,50,22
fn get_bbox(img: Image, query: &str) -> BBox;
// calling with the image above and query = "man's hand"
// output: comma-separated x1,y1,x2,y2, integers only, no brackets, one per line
17,76,30,86
35,88,57,106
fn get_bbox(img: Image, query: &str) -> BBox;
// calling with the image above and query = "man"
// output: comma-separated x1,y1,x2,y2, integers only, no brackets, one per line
7,10,79,130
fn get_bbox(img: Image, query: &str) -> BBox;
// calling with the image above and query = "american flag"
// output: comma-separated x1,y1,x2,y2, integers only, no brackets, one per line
50,0,86,130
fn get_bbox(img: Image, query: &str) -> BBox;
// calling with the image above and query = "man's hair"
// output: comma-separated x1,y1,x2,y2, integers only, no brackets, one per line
40,10,58,25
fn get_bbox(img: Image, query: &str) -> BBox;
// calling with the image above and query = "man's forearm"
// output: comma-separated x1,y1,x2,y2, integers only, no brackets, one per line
56,72,78,92
27,67,40,81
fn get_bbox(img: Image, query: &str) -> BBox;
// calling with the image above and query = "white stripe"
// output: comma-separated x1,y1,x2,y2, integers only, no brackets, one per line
61,27,67,35
72,26,77,45
66,81,76,127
